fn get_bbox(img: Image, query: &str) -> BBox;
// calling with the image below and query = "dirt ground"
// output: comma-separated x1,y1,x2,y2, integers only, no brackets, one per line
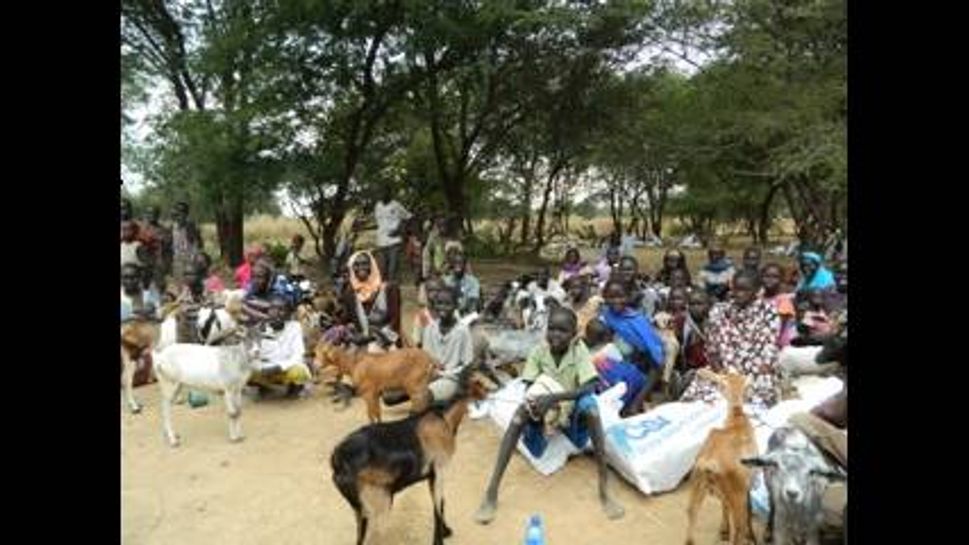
122,253,771,545
122,387,736,545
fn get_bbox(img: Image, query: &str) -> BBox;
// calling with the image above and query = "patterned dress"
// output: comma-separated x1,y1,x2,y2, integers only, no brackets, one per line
680,298,781,407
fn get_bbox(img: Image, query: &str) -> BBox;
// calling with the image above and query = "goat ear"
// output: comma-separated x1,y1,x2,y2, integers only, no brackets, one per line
810,467,846,481
740,456,776,469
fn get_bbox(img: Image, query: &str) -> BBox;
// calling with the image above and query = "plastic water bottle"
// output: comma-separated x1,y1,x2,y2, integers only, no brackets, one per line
524,514,545,545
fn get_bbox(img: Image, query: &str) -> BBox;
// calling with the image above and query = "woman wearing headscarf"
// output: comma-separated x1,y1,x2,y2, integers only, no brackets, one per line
343,250,402,350
795,251,836,293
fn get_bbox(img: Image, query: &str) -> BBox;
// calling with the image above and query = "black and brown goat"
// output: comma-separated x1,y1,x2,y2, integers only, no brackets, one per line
330,365,489,545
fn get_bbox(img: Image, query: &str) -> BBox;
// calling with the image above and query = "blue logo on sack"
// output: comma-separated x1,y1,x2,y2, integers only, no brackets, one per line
623,416,671,440
607,416,671,455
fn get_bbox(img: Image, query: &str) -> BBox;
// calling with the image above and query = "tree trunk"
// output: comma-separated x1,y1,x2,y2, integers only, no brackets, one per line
780,181,809,243
533,162,563,252
216,193,245,267
758,183,780,245
746,216,758,244
320,207,346,268
519,174,534,244
627,192,640,236
650,186,668,238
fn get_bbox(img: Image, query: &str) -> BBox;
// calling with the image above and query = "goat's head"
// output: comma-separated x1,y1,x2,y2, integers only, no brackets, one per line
296,303,321,332
455,363,496,401
213,323,269,363
298,279,316,299
314,341,350,381
652,311,675,331
696,368,749,407
742,428,845,511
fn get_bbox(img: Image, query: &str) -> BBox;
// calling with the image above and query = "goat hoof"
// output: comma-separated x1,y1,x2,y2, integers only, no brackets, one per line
473,500,497,525
229,434,245,443
167,436,181,448
602,499,625,520
442,525,452,538
129,403,143,414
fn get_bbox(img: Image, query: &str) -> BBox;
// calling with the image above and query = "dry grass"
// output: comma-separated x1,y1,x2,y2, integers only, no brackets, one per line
200,215,795,254
197,213,798,286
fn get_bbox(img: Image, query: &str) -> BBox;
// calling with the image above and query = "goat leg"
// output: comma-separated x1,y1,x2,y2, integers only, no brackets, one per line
440,498,452,538
355,511,367,545
684,475,708,545
159,380,182,447
429,469,445,545
364,392,381,423
720,501,731,540
121,348,142,414
765,490,775,543
359,485,390,545
224,387,244,443
728,489,748,545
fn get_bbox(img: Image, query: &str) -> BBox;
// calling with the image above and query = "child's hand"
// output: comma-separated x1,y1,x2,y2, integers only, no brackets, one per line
527,395,557,418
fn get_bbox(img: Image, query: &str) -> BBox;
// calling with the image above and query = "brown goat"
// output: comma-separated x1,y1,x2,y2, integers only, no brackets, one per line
315,343,433,423
685,368,758,545
120,320,159,414
331,367,489,545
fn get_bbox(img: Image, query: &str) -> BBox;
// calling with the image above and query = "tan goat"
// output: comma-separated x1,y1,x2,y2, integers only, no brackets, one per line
652,311,682,386
315,343,433,423
685,368,758,545
120,320,159,414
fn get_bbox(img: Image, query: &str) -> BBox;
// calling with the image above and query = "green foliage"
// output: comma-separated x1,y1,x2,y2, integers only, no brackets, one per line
122,0,847,252
463,230,506,260
262,240,290,269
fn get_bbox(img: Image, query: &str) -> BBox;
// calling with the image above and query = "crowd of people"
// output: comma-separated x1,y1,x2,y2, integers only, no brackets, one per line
120,192,847,535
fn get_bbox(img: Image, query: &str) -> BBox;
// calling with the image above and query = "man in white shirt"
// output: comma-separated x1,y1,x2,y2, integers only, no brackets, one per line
373,186,413,283
250,296,312,398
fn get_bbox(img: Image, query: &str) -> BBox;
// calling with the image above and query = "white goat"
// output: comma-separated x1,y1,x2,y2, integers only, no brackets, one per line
742,427,846,545
157,300,241,350
152,326,265,447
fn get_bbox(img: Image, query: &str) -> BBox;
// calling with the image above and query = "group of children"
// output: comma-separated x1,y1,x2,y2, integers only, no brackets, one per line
121,200,316,395
396,238,848,524
121,198,847,528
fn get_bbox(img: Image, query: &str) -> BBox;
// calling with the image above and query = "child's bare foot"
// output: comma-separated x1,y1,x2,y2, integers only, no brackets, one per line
601,497,625,520
473,499,498,524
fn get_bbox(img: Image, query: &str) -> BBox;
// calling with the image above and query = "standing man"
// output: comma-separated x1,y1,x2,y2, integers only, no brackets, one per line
171,201,202,283
373,186,412,283
142,205,173,291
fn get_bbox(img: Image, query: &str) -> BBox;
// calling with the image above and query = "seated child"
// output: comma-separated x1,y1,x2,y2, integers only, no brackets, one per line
585,318,647,417
473,306,625,524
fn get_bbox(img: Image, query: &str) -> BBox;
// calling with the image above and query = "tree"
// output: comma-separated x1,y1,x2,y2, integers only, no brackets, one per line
408,0,651,235
122,0,282,265
681,0,847,246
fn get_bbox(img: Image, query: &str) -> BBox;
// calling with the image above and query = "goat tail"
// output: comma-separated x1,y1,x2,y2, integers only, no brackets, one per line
331,453,362,512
